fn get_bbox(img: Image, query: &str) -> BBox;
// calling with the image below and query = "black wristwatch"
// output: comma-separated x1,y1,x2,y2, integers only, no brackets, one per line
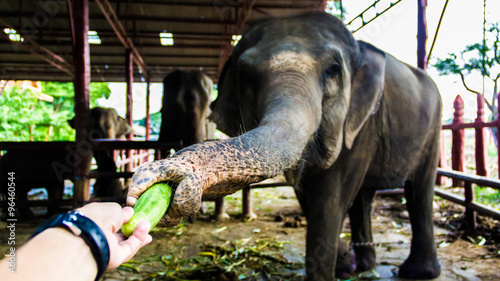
30,210,110,281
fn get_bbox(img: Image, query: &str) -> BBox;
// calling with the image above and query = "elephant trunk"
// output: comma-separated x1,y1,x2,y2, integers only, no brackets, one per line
197,72,322,197
128,68,323,219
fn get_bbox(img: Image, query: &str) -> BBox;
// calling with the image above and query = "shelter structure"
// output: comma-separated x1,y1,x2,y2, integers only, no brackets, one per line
0,0,332,203
0,0,433,216
1,0,332,83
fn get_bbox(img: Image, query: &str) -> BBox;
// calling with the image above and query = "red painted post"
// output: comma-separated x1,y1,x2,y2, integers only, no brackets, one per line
125,49,134,171
475,94,488,176
73,0,92,202
417,0,428,70
497,98,500,179
142,76,151,164
452,95,465,187
145,76,151,141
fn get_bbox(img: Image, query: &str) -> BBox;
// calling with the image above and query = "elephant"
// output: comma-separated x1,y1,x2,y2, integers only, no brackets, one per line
1,107,131,218
158,70,213,157
127,11,442,280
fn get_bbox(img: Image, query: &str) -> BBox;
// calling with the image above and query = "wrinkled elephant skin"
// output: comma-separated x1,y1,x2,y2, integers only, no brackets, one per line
128,12,441,280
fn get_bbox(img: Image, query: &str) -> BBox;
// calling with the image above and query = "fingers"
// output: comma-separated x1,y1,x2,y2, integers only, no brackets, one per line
122,207,134,224
110,220,152,269
79,202,124,233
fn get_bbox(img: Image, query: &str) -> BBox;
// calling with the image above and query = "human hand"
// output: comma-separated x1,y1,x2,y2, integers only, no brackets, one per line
78,203,153,269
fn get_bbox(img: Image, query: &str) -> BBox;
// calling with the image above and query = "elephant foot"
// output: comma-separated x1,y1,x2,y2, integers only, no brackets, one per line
242,211,257,220
353,245,376,272
335,241,356,279
186,215,197,224
213,212,230,221
399,256,441,279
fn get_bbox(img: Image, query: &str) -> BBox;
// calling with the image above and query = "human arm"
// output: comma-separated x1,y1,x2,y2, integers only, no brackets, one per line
0,203,152,281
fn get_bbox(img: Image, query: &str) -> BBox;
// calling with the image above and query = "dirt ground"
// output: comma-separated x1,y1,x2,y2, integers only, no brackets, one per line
1,186,499,280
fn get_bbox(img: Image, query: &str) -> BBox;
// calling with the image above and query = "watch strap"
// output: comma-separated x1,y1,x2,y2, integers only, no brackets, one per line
31,210,110,281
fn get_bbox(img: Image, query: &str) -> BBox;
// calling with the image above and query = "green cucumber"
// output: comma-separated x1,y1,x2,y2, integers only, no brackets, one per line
121,182,173,237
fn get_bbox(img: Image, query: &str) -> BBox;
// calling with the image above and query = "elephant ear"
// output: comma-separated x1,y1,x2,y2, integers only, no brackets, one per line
209,56,241,137
344,41,386,149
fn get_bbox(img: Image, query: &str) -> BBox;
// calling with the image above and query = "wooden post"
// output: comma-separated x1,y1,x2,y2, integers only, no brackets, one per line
142,76,151,164
72,0,92,202
417,0,428,70
475,94,488,176
452,95,465,187
497,98,500,179
464,181,477,234
436,132,448,185
145,76,151,141
125,49,134,171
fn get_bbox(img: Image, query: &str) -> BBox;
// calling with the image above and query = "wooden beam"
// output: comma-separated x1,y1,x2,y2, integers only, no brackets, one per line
94,0,148,77
66,0,76,56
236,0,257,31
217,0,256,77
0,19,73,76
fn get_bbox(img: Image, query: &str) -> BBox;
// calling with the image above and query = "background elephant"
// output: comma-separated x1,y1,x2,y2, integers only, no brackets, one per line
158,70,213,157
1,107,131,218
128,11,441,280
83,107,132,198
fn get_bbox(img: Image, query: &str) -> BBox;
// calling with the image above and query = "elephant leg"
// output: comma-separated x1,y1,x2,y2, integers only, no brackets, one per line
399,157,441,279
214,197,230,221
348,187,377,272
335,239,356,278
295,177,347,281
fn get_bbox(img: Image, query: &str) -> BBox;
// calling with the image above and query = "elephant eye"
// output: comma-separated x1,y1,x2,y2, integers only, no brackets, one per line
323,64,341,79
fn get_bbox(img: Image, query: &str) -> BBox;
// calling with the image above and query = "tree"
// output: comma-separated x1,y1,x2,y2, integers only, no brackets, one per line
0,82,111,141
41,82,111,113
434,23,500,119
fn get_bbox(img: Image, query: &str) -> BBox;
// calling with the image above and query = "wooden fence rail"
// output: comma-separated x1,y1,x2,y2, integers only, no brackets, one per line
441,94,500,183
2,94,500,233
438,93,500,233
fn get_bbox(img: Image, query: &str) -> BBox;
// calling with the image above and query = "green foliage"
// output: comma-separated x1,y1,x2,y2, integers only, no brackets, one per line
135,112,162,136
41,81,111,111
433,23,500,104
475,186,500,210
0,82,111,141
434,27,500,78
